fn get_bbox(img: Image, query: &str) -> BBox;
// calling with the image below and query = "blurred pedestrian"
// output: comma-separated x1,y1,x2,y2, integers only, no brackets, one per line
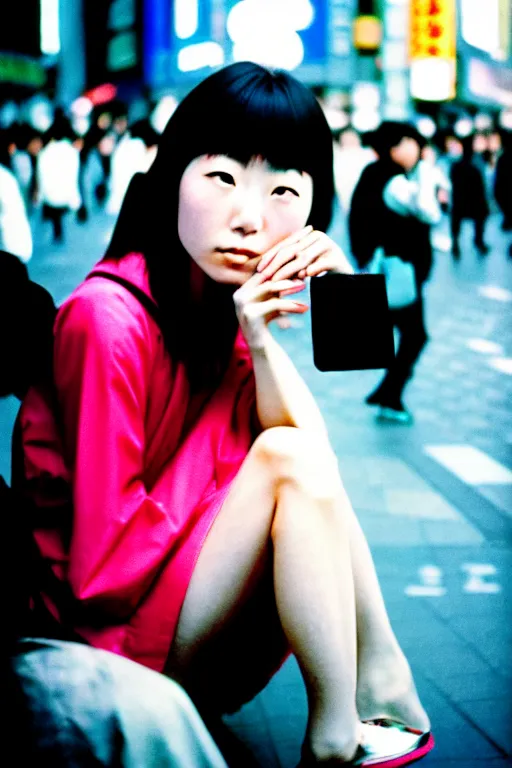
77,105,113,222
420,141,451,208
95,100,129,207
494,131,512,234
24,125,44,209
437,133,462,181
349,121,442,423
421,141,452,252
0,129,33,262
450,134,490,258
107,118,159,215
333,126,376,214
37,109,81,243
13,63,433,767
4,123,33,205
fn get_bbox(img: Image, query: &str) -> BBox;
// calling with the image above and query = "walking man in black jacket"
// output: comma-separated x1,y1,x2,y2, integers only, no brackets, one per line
349,122,442,423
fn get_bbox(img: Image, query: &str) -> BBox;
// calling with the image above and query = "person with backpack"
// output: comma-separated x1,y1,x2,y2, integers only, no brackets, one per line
12,65,434,766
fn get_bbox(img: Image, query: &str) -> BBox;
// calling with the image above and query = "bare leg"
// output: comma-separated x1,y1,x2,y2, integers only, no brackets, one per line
170,427,361,761
337,484,430,730
170,427,430,759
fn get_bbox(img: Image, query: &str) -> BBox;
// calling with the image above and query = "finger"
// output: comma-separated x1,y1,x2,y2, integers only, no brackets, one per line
305,250,355,277
247,278,305,302
279,282,307,297
256,225,313,273
239,271,268,292
261,230,322,280
304,255,349,278
252,297,309,318
271,240,330,282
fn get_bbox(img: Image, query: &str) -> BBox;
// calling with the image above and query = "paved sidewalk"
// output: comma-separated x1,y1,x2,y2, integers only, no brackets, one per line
1,208,511,766
224,216,512,766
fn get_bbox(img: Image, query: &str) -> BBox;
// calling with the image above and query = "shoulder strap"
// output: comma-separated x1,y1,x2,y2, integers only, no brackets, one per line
87,270,162,328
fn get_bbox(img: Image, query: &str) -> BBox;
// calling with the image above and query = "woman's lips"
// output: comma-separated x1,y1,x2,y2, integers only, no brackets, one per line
217,248,260,258
217,248,261,267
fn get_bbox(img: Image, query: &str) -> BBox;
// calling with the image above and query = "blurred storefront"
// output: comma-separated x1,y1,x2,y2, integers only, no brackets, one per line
0,0,48,100
457,0,512,109
143,0,358,96
3,0,509,136
81,0,143,100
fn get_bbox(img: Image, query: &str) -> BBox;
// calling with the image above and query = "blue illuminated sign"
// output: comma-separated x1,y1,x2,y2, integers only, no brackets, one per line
143,0,355,88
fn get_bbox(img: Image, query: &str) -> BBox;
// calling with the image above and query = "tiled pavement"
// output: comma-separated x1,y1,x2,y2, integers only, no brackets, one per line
1,207,511,766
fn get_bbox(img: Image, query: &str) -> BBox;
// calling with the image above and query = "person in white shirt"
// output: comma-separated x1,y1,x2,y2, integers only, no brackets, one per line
106,119,159,216
334,126,376,214
37,111,81,243
0,129,32,262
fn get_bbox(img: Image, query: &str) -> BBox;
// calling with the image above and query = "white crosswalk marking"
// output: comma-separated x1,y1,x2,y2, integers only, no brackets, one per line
488,357,512,375
466,338,503,355
405,565,447,597
479,285,512,302
424,445,512,485
461,564,501,594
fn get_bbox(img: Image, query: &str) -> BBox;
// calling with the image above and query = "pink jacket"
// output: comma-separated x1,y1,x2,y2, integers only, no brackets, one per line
17,253,261,671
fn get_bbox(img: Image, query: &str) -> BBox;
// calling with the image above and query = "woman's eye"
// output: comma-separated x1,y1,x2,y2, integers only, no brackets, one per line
206,171,235,186
273,186,299,197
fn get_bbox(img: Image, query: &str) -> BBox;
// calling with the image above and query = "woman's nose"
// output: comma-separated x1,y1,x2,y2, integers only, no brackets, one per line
230,195,264,236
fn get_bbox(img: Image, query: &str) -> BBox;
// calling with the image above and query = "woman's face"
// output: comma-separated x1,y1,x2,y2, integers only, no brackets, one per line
178,154,313,285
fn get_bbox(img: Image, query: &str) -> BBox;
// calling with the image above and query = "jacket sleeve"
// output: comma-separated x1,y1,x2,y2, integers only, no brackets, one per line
54,288,180,618
348,165,380,269
383,163,441,225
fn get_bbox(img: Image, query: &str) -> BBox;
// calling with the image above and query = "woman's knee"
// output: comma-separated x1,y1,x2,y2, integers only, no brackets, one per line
252,427,342,501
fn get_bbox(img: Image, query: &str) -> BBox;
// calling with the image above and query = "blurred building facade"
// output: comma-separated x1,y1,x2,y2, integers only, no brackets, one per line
0,1,511,125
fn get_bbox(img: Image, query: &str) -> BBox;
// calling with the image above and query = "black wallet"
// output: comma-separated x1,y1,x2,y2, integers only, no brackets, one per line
310,273,395,371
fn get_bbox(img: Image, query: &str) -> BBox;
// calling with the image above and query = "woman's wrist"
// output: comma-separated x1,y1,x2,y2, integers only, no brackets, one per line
247,326,273,354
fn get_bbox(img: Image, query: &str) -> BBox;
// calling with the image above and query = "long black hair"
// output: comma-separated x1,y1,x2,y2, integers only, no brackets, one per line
104,61,335,393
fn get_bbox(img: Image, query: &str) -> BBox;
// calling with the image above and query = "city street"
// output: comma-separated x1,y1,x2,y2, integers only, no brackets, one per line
1,204,511,766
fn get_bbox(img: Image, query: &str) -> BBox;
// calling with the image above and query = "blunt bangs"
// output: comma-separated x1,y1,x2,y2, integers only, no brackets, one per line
194,69,328,179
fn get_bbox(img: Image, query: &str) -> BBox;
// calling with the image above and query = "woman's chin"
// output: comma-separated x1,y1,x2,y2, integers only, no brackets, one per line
214,266,253,285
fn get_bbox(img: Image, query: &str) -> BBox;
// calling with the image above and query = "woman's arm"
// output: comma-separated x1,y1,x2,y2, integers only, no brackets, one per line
54,288,186,617
234,227,354,437
250,329,328,436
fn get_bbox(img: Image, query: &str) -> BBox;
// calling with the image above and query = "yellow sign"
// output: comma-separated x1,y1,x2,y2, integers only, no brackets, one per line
409,0,457,61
